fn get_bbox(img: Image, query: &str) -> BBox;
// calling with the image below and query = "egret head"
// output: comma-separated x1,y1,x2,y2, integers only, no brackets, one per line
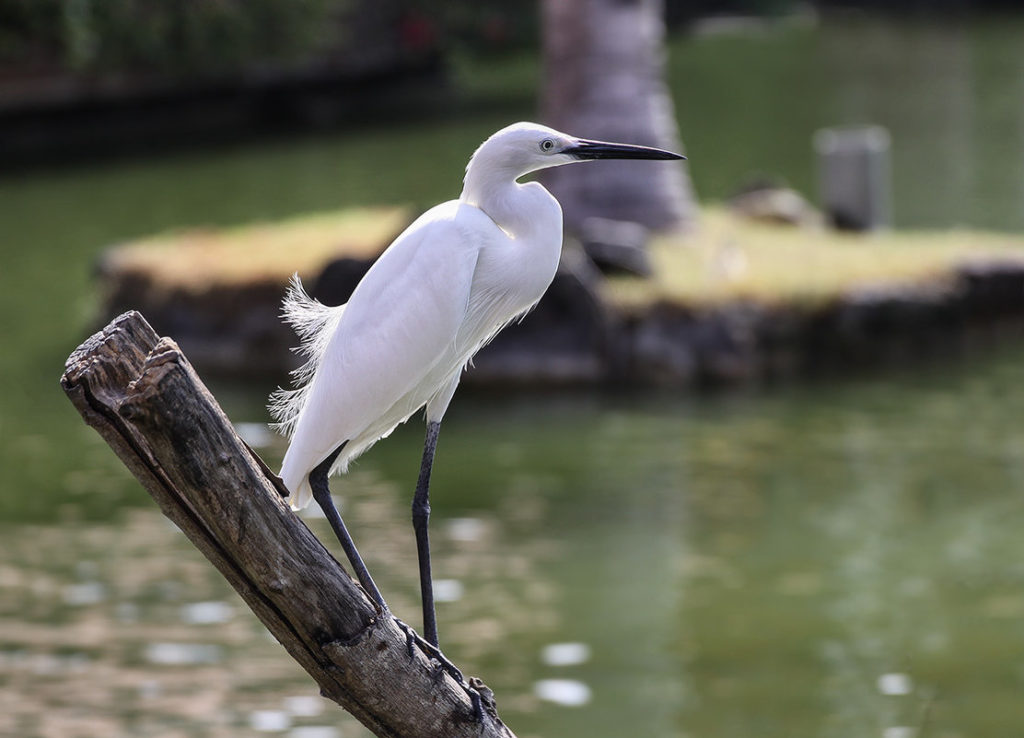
466,121,684,182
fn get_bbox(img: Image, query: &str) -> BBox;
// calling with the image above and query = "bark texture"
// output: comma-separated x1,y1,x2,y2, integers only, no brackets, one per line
60,311,514,738
541,0,696,233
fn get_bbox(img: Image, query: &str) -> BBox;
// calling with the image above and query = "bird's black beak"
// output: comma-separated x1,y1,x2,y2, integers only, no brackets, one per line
565,138,685,161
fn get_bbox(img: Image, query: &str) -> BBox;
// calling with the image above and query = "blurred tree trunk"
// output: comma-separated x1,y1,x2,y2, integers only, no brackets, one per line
540,0,696,234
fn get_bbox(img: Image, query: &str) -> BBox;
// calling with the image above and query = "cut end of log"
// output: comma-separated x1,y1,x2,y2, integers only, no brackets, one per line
63,310,158,377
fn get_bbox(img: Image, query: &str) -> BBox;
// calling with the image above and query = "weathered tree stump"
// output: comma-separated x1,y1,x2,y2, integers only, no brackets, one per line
60,311,514,738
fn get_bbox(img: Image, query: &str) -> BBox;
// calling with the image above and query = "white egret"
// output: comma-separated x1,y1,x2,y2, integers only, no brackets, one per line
270,121,683,653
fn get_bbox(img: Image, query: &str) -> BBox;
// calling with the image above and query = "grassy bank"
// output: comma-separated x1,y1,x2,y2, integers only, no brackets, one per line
609,207,1024,310
101,206,411,290
103,203,1024,307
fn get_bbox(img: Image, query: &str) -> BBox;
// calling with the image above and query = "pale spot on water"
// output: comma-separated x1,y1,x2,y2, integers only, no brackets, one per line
250,710,291,732
288,727,340,738
75,560,99,579
883,727,916,738
181,600,235,625
283,695,325,717
236,422,277,449
137,679,162,699
144,642,223,665
877,672,913,696
433,579,464,603
446,517,486,542
541,642,591,667
115,601,139,623
534,678,592,707
62,581,106,606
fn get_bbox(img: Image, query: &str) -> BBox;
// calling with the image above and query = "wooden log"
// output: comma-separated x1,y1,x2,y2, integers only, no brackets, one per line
60,311,514,738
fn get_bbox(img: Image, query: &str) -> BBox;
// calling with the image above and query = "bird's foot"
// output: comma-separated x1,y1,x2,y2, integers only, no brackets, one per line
468,677,496,722
392,616,483,723
393,616,465,682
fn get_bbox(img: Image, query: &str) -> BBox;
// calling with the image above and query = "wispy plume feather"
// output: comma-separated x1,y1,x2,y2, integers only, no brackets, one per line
268,274,345,437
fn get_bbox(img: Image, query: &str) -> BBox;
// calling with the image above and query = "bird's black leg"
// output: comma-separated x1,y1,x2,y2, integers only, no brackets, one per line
311,436,483,722
309,444,387,612
412,420,441,647
407,423,486,722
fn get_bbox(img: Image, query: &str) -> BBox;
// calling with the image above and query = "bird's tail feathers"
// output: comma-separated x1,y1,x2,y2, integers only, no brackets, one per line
289,477,314,511
268,273,346,438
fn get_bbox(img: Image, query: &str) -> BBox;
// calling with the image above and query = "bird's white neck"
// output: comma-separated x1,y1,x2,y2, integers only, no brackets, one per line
461,160,545,239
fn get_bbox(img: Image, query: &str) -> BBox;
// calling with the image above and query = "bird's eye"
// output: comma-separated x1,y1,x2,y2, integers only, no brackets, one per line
540,139,555,152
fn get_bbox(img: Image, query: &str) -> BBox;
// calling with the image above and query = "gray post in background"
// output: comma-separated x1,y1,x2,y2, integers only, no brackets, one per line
814,125,891,231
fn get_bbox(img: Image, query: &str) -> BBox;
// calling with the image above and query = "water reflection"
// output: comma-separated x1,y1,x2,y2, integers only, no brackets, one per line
2,10,1024,734
5,348,1024,735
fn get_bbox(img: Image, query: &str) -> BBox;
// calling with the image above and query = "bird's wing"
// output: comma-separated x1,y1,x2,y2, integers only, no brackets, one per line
278,204,486,496
331,213,483,411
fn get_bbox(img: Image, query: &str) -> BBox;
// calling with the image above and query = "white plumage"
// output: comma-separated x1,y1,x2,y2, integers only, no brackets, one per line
267,121,682,652
271,199,560,508
271,123,573,508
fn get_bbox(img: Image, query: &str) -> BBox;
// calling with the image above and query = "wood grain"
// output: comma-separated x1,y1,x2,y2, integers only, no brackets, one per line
61,311,514,738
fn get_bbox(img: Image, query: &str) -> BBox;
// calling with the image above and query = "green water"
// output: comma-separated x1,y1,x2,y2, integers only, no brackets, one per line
5,362,1024,736
3,13,1024,738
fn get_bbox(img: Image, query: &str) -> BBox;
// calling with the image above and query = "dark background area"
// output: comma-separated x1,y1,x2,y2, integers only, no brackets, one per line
1,0,1019,168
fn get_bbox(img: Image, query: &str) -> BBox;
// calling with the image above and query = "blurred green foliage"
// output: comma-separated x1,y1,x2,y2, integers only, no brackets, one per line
0,0,345,75
423,0,539,54
0,0,543,79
